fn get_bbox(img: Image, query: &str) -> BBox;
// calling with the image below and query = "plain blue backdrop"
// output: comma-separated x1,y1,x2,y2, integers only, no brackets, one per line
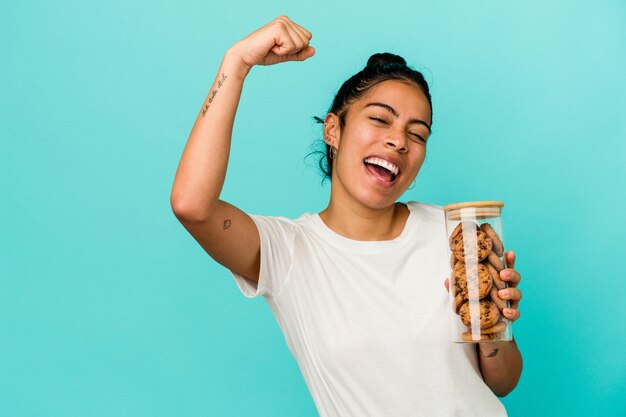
1,0,625,416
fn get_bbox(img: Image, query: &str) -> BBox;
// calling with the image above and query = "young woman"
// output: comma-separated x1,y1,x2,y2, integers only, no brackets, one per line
171,16,523,416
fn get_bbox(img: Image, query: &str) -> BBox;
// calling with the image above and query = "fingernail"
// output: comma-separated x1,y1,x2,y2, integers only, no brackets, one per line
498,290,508,298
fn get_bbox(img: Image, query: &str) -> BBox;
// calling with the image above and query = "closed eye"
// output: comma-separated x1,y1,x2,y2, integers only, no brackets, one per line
369,117,389,124
409,132,427,144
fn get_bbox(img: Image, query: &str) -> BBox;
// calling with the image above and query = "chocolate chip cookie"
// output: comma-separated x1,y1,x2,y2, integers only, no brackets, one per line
490,287,508,312
480,321,507,335
487,251,505,272
459,300,501,329
453,262,492,300
480,223,504,257
486,262,506,290
461,331,501,342
449,221,493,263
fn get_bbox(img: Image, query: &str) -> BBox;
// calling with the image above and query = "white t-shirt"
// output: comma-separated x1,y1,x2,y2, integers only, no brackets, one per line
231,202,507,417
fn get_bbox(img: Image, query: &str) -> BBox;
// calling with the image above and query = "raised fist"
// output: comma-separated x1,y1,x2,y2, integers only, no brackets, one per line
231,16,315,68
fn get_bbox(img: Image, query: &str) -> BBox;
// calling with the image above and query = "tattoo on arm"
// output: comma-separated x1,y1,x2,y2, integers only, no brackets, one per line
223,219,231,229
201,73,228,117
481,348,499,358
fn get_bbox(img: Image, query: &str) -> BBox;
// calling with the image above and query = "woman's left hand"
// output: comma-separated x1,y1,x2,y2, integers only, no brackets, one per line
443,250,523,322
497,250,522,322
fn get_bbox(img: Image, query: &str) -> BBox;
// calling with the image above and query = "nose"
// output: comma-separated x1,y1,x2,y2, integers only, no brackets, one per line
385,132,408,153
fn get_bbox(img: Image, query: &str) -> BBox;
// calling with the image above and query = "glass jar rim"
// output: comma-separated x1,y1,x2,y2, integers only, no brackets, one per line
443,200,504,212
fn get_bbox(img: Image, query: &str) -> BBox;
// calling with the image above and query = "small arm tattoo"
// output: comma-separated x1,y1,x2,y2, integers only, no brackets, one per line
217,73,227,87
481,348,499,358
201,73,228,117
223,219,231,229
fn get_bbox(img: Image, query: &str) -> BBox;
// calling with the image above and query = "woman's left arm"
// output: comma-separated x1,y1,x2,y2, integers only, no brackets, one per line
477,250,523,397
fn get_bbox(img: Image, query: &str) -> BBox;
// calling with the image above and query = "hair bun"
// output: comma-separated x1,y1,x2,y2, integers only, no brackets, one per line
366,53,407,69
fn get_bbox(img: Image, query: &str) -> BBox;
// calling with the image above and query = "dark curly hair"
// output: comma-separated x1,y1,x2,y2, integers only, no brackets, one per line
313,52,432,180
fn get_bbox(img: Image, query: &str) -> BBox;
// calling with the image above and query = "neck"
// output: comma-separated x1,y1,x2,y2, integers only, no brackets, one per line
319,199,409,241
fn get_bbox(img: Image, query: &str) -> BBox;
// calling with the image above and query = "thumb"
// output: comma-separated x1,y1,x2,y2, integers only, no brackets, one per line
444,278,450,292
284,46,316,62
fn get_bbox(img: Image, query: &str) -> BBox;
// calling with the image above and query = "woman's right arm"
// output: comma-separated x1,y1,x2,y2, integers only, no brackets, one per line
170,17,314,282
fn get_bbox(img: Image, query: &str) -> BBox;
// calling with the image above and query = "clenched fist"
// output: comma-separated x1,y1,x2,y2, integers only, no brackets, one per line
230,16,315,69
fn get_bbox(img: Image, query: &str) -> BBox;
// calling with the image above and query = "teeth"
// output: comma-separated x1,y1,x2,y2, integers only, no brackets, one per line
364,157,399,176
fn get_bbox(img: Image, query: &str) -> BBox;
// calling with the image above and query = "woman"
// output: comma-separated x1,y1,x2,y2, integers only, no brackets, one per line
171,16,523,416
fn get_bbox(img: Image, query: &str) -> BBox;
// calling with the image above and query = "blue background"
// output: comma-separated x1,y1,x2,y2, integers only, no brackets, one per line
1,0,625,416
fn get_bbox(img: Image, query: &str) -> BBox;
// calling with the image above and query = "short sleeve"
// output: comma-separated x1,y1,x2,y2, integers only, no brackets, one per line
230,215,296,298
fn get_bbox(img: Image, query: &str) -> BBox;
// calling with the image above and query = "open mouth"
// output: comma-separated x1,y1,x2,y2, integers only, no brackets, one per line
364,157,400,183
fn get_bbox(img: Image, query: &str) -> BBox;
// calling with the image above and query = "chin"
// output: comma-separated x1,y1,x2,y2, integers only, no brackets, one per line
356,189,403,210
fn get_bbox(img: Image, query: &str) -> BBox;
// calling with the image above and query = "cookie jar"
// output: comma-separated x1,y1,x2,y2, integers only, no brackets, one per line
443,201,512,343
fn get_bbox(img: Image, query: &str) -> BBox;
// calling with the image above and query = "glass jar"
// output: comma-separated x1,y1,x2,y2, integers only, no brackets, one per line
443,201,512,343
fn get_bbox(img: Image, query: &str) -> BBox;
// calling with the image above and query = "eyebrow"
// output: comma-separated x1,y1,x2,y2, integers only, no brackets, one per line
364,102,431,131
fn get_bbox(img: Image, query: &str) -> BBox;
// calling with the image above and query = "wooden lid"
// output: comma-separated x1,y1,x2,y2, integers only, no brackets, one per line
443,201,504,220
443,201,504,212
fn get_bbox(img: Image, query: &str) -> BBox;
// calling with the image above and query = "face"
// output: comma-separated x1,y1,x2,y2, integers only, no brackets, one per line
325,79,432,210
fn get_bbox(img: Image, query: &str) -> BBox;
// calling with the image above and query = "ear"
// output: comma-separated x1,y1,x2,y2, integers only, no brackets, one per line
323,113,340,149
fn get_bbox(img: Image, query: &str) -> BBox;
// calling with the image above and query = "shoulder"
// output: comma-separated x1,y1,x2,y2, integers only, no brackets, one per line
249,213,296,227
248,212,315,239
406,201,445,222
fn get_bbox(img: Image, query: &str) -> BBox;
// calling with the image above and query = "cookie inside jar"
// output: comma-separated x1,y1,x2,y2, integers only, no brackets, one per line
444,201,512,343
